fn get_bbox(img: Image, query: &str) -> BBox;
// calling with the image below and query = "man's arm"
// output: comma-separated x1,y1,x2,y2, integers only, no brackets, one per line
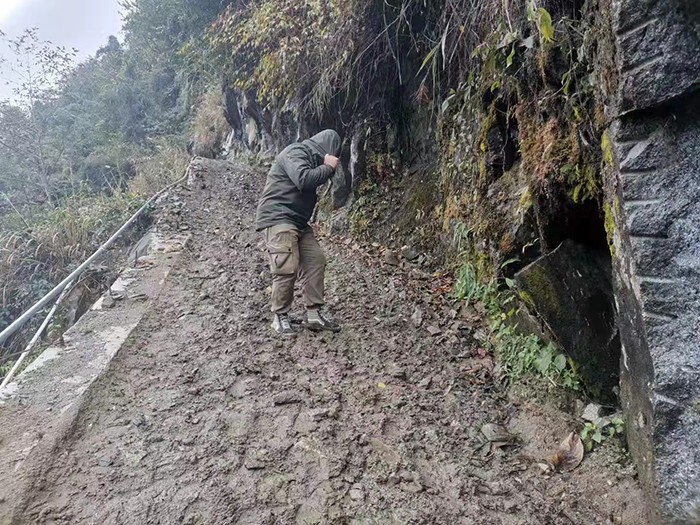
283,148,336,191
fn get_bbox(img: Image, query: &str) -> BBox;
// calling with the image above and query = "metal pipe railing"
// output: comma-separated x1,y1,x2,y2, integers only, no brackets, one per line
0,170,190,348
0,279,76,389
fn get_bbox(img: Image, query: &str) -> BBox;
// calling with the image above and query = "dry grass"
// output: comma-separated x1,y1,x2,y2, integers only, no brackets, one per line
130,138,191,196
1,138,192,360
0,191,144,356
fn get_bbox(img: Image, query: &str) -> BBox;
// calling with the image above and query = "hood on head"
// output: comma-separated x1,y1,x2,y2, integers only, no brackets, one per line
303,129,341,163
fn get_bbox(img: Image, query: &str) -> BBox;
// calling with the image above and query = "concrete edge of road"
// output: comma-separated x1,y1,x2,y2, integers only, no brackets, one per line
0,229,189,519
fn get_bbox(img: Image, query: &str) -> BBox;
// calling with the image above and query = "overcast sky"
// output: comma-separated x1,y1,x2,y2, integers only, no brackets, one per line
0,0,123,99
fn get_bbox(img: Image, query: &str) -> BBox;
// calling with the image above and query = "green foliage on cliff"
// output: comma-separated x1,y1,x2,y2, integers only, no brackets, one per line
435,0,614,273
452,253,581,392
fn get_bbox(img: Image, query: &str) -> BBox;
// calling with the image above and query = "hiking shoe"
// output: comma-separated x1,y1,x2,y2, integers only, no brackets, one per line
271,313,298,337
305,308,341,333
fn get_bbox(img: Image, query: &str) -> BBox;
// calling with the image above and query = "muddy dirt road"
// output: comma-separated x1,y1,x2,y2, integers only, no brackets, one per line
9,159,646,524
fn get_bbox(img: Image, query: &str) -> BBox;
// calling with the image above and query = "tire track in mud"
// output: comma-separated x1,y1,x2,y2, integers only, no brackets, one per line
17,159,644,525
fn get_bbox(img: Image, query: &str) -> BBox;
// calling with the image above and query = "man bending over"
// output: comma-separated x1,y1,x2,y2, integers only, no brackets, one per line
256,130,343,337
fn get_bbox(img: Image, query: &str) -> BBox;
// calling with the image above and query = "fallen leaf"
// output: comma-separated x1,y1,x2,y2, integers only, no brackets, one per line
550,432,584,472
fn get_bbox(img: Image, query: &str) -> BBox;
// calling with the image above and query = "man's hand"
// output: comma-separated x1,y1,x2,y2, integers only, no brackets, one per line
324,154,340,171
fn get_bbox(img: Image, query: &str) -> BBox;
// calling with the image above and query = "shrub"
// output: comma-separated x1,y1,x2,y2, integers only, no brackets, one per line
0,190,144,359
129,137,191,197
191,85,231,159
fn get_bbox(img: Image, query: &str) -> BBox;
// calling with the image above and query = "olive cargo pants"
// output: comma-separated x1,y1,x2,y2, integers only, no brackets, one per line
264,223,326,314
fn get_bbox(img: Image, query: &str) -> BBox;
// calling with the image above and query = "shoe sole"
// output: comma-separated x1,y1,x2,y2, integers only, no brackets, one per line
305,323,341,333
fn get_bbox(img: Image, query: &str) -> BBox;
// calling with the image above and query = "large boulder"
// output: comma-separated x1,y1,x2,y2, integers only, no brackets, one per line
607,0,700,521
515,240,620,397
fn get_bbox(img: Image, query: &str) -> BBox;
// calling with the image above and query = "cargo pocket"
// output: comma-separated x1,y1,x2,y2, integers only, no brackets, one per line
267,232,298,275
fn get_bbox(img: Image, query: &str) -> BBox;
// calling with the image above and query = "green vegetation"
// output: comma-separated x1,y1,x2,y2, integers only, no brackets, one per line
452,226,581,392
581,417,625,451
0,142,189,358
436,0,612,273
601,130,615,167
0,1,223,357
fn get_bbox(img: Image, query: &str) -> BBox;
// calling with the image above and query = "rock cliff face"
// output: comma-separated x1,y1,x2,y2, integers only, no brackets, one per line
607,0,700,521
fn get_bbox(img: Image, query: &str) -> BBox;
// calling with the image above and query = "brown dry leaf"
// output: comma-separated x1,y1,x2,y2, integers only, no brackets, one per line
550,432,584,472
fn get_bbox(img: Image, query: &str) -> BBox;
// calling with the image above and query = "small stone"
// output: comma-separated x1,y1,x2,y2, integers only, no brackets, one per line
402,481,423,493
581,403,611,427
392,399,407,409
411,308,423,327
481,423,514,443
384,250,400,266
473,329,489,342
102,294,116,309
386,363,406,379
310,408,331,422
398,469,416,482
349,486,364,501
244,457,266,470
294,413,317,435
327,403,341,419
582,402,602,421
400,245,420,262
273,391,301,405
426,325,442,336
502,498,519,512
418,376,432,389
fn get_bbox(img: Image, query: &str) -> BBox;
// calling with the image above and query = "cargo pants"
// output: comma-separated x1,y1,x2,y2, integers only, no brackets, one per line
264,223,326,314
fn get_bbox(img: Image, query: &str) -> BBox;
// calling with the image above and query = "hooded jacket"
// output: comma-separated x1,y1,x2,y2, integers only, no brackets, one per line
256,130,341,231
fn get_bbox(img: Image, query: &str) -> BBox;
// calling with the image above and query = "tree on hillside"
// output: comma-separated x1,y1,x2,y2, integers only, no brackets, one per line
0,29,76,204
119,0,236,135
0,0,238,204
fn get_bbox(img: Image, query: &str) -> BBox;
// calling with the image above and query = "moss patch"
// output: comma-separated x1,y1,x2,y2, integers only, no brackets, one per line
601,131,614,167
603,201,616,256
517,263,562,318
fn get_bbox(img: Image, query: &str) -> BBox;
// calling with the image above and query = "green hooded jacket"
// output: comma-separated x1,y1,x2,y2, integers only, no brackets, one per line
255,130,341,231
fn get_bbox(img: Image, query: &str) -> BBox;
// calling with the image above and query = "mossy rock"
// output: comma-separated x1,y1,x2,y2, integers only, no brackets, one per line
515,240,620,400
